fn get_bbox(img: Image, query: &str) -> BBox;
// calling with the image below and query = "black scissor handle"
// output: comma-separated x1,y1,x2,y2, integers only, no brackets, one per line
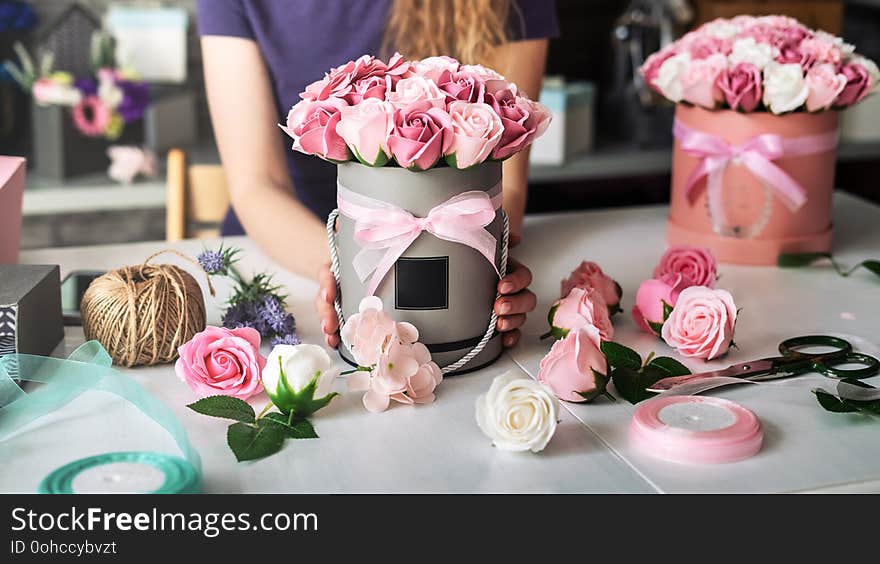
814,352,880,380
779,335,853,357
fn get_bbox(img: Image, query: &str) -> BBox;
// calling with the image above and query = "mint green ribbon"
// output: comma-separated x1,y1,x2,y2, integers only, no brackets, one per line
0,341,202,477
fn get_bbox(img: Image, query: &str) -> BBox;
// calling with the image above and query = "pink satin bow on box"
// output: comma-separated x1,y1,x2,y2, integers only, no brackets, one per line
337,182,502,296
673,119,839,229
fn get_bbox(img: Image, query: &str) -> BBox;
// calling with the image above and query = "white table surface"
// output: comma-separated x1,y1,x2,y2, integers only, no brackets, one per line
6,192,880,493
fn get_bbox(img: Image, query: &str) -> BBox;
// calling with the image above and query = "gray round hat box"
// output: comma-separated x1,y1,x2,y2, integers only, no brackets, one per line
332,160,505,375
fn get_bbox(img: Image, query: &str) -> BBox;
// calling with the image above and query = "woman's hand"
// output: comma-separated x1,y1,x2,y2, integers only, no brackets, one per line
315,254,536,349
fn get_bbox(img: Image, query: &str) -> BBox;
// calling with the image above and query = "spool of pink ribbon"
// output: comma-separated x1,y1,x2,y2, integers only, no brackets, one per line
629,395,763,464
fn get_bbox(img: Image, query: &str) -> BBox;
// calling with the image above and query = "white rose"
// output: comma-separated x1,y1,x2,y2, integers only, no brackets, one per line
475,371,559,453
98,80,123,110
763,62,809,114
704,19,740,40
729,37,776,70
653,52,692,103
263,344,338,416
387,75,446,109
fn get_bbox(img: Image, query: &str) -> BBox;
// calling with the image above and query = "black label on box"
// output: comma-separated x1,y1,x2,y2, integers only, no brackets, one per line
395,257,449,310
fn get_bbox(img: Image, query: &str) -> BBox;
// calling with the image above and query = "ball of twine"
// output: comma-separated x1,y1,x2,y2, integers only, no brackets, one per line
81,250,215,367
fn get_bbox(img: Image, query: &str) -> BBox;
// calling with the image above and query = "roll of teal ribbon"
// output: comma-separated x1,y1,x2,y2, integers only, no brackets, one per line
0,341,202,494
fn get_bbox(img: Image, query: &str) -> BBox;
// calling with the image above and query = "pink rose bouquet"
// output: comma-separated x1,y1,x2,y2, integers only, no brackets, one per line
281,53,550,168
640,15,879,113
175,326,266,400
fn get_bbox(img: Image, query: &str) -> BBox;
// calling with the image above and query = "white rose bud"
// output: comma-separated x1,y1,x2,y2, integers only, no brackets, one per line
262,344,338,417
653,52,692,103
729,37,776,70
475,371,559,453
763,62,809,114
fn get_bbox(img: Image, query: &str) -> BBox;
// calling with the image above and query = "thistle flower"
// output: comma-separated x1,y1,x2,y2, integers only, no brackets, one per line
271,332,302,347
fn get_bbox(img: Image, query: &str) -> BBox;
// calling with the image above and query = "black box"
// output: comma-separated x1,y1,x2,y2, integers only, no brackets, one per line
0,265,64,360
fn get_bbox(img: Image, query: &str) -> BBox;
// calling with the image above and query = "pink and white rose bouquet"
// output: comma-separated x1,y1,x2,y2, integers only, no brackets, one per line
640,15,879,113
282,53,550,168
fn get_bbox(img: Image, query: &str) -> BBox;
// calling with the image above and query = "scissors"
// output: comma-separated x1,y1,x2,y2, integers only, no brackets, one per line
648,335,880,393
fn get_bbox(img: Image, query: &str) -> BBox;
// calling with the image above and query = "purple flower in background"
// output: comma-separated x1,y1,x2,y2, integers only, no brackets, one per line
117,80,150,122
271,332,302,347
259,295,290,334
0,1,38,32
221,303,248,329
198,250,227,275
74,77,97,97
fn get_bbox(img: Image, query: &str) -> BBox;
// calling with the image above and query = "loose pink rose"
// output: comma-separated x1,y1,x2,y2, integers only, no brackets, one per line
718,62,763,112
175,326,266,400
411,56,460,82
387,101,453,170
437,69,486,103
631,273,694,336
661,286,737,360
560,261,621,315
538,324,608,403
681,53,727,108
805,63,848,112
387,75,446,109
836,63,872,107
653,245,717,287
549,286,614,341
280,98,350,161
340,296,397,367
445,101,503,169
335,97,396,165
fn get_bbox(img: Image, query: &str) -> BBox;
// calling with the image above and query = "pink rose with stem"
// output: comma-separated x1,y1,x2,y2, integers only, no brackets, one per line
280,98,350,161
335,97,396,166
560,261,622,315
445,101,503,169
544,286,614,342
387,75,446,109
387,101,453,170
661,286,738,360
806,63,848,112
836,63,872,108
653,245,717,287
175,326,266,400
718,62,763,112
632,273,695,336
538,324,610,403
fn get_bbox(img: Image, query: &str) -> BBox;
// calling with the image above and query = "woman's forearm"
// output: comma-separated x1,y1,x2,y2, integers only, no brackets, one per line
502,151,529,236
231,184,329,279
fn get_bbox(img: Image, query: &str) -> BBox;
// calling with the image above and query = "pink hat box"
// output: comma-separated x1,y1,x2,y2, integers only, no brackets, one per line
668,105,839,265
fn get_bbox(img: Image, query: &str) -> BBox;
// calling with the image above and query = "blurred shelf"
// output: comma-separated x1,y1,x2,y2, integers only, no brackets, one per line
528,140,880,184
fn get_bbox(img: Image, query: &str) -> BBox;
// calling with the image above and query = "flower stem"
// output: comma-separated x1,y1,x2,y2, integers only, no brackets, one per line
539,331,553,340
642,351,656,369
256,401,274,420
603,391,617,403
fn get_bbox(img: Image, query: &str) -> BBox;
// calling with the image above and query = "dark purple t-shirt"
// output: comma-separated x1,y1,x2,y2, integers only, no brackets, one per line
197,0,559,235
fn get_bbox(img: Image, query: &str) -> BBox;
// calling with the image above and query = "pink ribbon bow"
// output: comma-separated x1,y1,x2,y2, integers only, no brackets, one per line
337,183,502,296
673,119,838,229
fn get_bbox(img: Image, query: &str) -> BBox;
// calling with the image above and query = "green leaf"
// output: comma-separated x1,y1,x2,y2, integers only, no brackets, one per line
777,252,831,268
263,413,319,439
600,341,642,371
813,389,860,413
647,356,691,377
611,366,663,405
227,420,286,462
662,300,674,322
857,260,880,279
187,396,255,424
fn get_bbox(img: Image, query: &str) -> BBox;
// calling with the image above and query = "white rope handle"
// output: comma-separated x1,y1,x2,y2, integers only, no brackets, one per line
326,208,510,374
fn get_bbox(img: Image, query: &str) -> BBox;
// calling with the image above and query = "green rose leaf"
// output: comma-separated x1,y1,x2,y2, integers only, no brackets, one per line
611,366,663,405
813,389,860,413
662,300,674,322
647,356,691,378
263,412,319,439
187,396,255,424
857,260,880,279
227,419,287,462
778,252,831,268
647,320,664,337
600,341,642,371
